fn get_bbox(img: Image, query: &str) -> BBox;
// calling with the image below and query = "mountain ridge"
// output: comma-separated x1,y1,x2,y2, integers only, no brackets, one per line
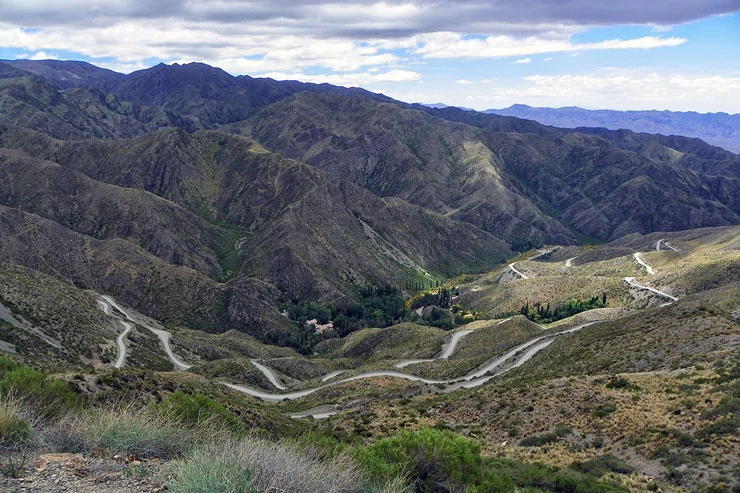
486,103,740,153
1,58,740,346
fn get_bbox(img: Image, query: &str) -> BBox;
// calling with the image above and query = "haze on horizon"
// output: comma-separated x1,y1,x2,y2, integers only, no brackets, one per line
1,0,739,113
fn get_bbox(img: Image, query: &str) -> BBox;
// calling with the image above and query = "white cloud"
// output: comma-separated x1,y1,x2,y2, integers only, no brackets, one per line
466,72,740,112
456,78,496,85
16,50,57,60
0,20,405,73
514,57,531,64
415,33,686,59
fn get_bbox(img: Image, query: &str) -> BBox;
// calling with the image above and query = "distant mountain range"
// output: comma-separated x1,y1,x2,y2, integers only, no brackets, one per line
2,58,740,345
486,104,740,153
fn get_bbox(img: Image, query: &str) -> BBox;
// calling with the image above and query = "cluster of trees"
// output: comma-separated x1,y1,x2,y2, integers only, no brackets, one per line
520,293,607,324
281,284,408,353
410,287,453,310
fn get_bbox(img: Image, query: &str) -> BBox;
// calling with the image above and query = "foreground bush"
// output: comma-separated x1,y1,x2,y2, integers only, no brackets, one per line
356,427,513,493
170,437,363,493
45,405,193,459
357,427,631,493
155,392,243,436
0,356,82,417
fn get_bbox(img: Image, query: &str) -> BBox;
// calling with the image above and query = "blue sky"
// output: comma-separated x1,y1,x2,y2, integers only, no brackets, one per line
1,1,739,112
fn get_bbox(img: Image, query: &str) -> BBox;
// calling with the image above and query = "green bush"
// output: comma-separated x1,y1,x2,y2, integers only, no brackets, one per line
501,459,628,492
571,454,635,477
695,418,739,438
356,427,513,492
0,356,18,376
591,403,617,418
0,362,83,417
519,433,560,447
519,425,571,447
0,398,33,450
701,397,740,419
155,392,243,436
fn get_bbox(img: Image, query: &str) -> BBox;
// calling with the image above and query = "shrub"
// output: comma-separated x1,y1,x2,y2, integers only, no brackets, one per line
571,454,635,477
605,375,640,391
169,445,257,493
45,406,193,459
0,364,83,417
519,433,560,447
701,397,740,420
171,437,362,493
356,427,513,492
0,396,37,478
155,392,243,436
519,425,571,447
591,403,617,418
695,418,739,438
0,356,18,376
499,459,628,492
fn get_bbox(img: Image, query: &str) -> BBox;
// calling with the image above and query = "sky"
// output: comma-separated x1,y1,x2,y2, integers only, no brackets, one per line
1,1,739,113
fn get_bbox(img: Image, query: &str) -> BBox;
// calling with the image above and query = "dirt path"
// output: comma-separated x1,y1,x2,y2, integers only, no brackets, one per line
624,277,678,302
98,295,191,371
394,329,473,368
224,321,598,404
508,262,529,279
250,359,287,390
656,239,679,252
633,252,655,275
113,321,132,369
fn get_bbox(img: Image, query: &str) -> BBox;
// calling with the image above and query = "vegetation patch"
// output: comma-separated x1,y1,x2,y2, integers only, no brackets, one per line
171,437,362,493
571,454,635,477
281,284,408,353
519,294,607,324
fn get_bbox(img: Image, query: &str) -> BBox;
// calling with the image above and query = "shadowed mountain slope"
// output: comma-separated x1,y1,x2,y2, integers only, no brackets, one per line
0,62,199,139
0,126,510,339
241,93,740,242
2,59,740,341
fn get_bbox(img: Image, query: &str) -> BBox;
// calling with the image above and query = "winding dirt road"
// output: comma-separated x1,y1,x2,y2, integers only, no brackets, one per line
223,322,597,404
656,239,679,252
394,329,473,368
97,296,191,371
624,277,678,302
114,322,132,369
633,252,655,275
250,359,287,390
508,262,529,279
625,251,678,302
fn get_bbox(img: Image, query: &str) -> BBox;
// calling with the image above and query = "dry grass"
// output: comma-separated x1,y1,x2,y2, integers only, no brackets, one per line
44,405,195,459
170,436,363,493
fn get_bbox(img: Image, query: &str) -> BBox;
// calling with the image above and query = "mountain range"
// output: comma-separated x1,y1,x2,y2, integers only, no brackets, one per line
486,104,740,153
1,59,740,491
1,59,740,344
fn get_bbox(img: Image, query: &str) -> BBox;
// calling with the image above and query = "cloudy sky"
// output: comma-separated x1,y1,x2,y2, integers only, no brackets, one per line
1,1,739,112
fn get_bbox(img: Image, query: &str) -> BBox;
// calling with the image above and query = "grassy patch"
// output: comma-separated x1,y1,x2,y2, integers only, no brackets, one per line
171,437,362,493
45,406,193,459
571,454,635,477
